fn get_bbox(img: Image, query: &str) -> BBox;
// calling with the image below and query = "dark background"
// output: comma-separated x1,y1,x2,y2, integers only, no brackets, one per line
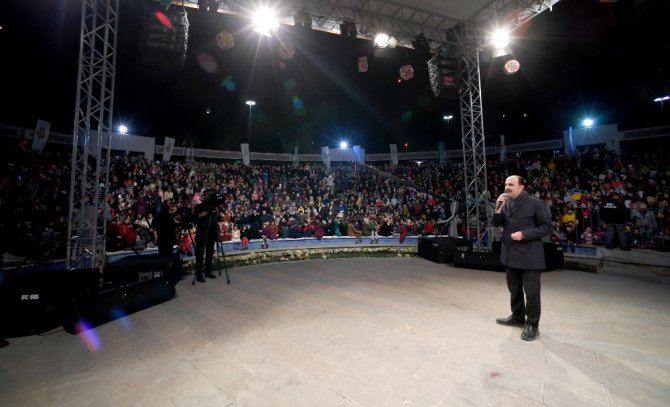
1,0,668,154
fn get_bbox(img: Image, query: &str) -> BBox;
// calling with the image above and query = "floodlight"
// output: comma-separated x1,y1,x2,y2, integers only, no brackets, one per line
374,33,390,48
118,125,128,134
492,29,510,49
582,118,594,127
339,141,348,149
253,7,279,36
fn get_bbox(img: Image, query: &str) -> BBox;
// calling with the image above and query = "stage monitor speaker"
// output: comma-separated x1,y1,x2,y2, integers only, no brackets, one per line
543,242,564,270
468,242,564,271
62,277,176,334
453,250,505,271
104,254,174,286
0,268,99,337
418,236,470,263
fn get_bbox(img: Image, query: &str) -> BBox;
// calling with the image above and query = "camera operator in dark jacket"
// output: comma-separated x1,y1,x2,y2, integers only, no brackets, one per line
599,192,630,250
193,190,220,283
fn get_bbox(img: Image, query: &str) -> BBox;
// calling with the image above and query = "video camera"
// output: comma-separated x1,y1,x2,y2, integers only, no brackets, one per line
204,189,225,205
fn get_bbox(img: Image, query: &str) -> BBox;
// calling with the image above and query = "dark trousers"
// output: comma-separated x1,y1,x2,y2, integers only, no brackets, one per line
506,267,541,326
195,238,215,277
605,223,628,249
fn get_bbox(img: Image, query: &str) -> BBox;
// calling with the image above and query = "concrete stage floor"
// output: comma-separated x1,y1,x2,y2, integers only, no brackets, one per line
1,257,669,406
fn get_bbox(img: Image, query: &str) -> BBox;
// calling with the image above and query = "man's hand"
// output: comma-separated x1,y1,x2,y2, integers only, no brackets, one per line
511,231,524,241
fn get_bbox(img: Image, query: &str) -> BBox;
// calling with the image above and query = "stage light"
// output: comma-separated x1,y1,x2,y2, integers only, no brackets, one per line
245,100,256,107
374,33,390,48
339,141,348,149
582,118,594,127
118,125,128,134
492,29,510,49
443,115,454,121
253,7,279,37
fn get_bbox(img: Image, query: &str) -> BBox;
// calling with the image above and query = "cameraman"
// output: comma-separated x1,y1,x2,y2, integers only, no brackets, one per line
193,190,220,283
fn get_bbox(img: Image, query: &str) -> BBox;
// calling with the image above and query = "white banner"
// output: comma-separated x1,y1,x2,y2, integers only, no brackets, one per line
163,137,175,162
321,146,331,169
32,119,50,153
293,146,299,167
241,143,250,166
390,144,398,165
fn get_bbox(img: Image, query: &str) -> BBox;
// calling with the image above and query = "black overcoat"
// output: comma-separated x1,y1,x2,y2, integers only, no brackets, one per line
492,191,553,270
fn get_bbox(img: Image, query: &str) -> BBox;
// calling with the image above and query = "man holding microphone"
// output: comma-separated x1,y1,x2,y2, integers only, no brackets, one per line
492,175,553,341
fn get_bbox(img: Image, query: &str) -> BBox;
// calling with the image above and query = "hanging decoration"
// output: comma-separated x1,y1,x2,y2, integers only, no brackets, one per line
504,59,520,75
279,42,295,60
358,56,368,72
215,31,234,50
399,64,414,81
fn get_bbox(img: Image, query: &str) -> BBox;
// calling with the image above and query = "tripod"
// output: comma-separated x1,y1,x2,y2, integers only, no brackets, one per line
191,209,231,285
215,240,230,284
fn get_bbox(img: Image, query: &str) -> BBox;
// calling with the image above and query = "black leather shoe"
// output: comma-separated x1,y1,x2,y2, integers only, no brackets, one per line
496,315,525,327
521,325,539,341
196,275,206,283
204,273,217,279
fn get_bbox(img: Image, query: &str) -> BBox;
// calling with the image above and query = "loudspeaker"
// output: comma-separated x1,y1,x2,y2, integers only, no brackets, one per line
543,242,564,270
0,268,99,337
62,277,176,334
469,242,564,272
104,254,174,286
418,236,470,263
453,250,505,271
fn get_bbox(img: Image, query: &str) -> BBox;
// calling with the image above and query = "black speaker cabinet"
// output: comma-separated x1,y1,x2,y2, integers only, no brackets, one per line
543,242,564,270
104,254,173,286
453,250,505,271
0,268,99,337
418,236,471,263
62,277,176,334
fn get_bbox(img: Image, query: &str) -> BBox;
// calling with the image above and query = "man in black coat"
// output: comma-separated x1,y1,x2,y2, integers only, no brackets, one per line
492,175,552,341
599,192,630,250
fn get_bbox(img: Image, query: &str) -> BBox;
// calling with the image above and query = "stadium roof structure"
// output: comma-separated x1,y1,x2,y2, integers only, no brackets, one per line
176,0,560,51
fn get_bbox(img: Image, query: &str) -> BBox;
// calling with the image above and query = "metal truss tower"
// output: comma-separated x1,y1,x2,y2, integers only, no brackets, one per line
459,49,490,251
66,0,119,271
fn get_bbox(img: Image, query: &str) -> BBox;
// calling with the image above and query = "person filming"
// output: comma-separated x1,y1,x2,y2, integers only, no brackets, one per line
193,189,220,283
492,175,552,341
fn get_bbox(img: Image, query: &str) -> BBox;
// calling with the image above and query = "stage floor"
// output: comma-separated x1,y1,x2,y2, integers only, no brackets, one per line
1,258,669,406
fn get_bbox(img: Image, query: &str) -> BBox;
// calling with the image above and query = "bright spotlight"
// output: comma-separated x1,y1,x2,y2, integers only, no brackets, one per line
118,125,128,134
582,118,594,127
492,29,510,49
252,7,279,37
443,115,454,120
339,141,348,149
374,33,390,48
246,100,256,106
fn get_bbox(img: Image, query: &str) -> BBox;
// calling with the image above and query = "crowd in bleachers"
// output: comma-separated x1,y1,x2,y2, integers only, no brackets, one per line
1,140,668,264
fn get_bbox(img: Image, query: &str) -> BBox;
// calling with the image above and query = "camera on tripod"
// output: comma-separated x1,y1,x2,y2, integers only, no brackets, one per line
204,189,225,206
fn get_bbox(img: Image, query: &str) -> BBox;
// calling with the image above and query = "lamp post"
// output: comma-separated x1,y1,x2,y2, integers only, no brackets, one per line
654,96,669,116
245,100,256,144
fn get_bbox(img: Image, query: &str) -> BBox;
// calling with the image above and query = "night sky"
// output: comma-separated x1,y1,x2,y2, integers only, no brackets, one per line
1,0,668,154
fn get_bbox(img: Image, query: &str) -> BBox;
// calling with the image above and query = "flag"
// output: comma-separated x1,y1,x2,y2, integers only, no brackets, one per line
390,144,398,165
163,137,175,162
241,143,250,166
32,120,50,153
321,146,331,169
292,146,299,167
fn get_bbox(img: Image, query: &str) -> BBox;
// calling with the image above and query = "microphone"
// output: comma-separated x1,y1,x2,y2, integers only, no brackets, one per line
496,193,508,211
